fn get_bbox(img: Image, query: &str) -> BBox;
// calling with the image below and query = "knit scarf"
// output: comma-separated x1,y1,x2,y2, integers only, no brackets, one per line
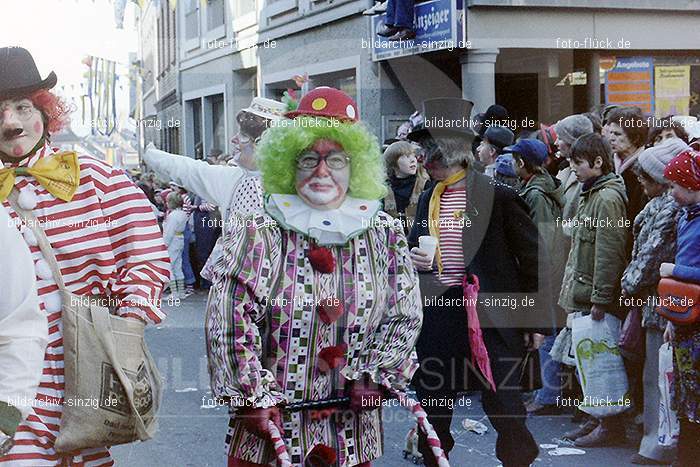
428,168,467,274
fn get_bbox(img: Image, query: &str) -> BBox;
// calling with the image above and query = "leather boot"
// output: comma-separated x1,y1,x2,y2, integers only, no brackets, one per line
563,418,599,441
574,417,626,447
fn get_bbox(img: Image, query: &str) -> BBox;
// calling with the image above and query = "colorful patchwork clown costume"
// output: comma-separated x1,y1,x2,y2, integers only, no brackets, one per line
205,87,422,466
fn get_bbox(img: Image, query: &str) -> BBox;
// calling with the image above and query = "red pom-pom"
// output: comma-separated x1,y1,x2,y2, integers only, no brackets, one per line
308,244,335,273
305,444,337,467
308,408,337,421
317,297,344,324
318,345,347,372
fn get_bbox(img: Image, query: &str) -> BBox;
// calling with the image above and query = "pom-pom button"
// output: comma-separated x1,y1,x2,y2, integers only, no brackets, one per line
307,245,335,273
23,228,38,247
44,291,63,313
18,188,38,210
35,259,54,280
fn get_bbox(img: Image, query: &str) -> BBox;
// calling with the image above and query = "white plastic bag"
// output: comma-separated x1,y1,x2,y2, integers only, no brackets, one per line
571,314,631,417
658,342,680,447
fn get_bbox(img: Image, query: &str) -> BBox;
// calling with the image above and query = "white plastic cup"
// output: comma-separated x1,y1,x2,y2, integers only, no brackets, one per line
418,235,438,264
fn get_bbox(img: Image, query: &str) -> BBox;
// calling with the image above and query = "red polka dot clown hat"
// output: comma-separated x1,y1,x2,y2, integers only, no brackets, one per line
285,86,358,122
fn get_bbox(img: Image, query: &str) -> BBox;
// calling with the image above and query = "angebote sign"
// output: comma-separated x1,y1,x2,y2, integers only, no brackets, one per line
604,57,655,114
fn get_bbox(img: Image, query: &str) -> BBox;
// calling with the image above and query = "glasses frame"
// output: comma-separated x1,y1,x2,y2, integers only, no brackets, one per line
0,100,36,123
237,132,261,146
296,152,350,170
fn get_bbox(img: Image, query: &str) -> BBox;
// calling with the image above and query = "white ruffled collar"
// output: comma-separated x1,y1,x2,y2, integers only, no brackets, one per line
264,194,381,245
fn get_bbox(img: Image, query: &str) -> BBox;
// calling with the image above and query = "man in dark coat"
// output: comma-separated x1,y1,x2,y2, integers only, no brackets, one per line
407,98,548,467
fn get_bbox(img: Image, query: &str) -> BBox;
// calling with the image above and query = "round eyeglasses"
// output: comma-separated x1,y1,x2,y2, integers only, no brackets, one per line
237,133,260,145
297,152,350,170
0,101,35,122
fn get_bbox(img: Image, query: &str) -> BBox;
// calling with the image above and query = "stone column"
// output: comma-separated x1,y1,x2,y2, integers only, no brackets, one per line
459,48,499,116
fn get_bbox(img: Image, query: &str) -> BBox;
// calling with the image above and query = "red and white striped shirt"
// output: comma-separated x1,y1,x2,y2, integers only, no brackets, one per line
436,188,466,286
0,144,169,466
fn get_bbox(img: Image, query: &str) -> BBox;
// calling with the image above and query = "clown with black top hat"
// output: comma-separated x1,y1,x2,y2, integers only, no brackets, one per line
406,97,543,467
0,47,169,465
205,87,422,466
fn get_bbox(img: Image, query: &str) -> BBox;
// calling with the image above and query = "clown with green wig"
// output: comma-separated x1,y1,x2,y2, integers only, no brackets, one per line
205,87,422,466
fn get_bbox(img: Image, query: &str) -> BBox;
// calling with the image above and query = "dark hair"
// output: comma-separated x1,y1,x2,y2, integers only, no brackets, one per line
646,117,689,146
511,152,544,176
420,136,473,168
570,133,614,174
237,110,271,140
606,106,647,148
602,104,621,124
583,112,603,134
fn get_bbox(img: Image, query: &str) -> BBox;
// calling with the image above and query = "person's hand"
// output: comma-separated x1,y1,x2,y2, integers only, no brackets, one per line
524,332,545,351
660,263,675,277
663,321,675,343
238,406,283,438
348,376,389,411
590,304,606,321
410,247,433,271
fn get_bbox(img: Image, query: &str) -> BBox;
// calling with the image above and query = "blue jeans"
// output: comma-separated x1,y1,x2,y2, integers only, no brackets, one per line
386,0,415,29
535,334,562,405
182,224,196,286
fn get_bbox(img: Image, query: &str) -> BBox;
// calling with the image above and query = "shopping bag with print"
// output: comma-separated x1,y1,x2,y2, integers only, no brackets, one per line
657,342,680,447
571,314,631,417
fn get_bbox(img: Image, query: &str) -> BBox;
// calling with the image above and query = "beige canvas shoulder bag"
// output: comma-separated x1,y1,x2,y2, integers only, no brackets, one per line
8,189,163,453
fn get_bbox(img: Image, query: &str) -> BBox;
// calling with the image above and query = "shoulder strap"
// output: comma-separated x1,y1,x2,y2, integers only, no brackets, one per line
9,189,154,440
8,189,66,291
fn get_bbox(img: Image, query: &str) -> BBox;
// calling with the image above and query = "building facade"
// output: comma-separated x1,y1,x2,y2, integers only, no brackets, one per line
177,0,259,159
137,0,700,155
155,0,182,154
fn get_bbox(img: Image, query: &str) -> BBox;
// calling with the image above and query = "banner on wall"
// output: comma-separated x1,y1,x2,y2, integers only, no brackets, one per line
655,66,691,117
370,0,465,61
605,57,654,114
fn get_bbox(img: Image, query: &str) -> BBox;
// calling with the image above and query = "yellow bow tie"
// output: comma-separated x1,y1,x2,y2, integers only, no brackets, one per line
0,151,80,203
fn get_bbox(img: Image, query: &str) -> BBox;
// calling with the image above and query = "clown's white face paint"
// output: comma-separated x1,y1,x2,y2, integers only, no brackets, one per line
231,131,257,170
295,139,350,210
0,98,44,160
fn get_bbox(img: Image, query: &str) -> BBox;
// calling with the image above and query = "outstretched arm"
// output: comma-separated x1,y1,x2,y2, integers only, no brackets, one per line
143,144,244,207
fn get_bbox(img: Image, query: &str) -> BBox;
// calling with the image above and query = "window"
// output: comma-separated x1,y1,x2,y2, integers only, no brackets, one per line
162,1,169,72
210,94,226,155
162,126,180,154
157,16,162,75
207,0,225,31
232,0,256,19
185,0,199,41
170,7,176,65
191,99,203,159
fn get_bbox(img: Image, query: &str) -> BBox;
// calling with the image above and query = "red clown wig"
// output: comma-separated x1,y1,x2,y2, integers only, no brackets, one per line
28,89,72,134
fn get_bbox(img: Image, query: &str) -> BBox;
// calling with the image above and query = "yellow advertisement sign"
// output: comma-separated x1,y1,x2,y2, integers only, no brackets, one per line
655,66,690,116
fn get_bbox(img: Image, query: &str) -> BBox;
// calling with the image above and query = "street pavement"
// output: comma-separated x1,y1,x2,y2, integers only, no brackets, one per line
113,292,643,467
